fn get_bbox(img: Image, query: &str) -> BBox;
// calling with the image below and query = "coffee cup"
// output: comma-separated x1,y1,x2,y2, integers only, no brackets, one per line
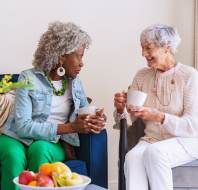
127,89,147,107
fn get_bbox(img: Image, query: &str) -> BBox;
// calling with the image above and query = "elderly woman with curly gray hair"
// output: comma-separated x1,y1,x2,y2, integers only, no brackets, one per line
0,21,106,190
114,24,198,190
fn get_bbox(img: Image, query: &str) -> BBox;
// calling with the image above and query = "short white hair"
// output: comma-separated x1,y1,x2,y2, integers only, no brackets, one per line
33,21,91,73
140,24,181,54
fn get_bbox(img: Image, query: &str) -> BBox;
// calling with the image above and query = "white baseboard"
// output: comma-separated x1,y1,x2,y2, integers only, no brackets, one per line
108,180,118,190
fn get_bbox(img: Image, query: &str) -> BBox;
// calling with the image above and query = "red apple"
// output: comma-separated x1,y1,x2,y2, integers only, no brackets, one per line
19,170,36,185
37,173,54,187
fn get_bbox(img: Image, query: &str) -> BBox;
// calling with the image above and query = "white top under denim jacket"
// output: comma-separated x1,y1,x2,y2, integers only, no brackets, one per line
2,68,88,146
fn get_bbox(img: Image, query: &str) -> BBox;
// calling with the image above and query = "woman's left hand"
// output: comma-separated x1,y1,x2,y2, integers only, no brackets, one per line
127,106,165,123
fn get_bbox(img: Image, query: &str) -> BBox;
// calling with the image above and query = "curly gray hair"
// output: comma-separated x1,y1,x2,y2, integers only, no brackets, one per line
33,21,91,72
140,24,181,54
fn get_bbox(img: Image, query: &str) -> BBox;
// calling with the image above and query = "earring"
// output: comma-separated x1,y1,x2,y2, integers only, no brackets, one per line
57,65,65,76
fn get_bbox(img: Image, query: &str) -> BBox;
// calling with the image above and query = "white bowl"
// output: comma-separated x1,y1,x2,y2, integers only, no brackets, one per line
13,175,91,190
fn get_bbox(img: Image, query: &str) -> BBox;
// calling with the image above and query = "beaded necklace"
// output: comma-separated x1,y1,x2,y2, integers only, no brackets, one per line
48,78,67,96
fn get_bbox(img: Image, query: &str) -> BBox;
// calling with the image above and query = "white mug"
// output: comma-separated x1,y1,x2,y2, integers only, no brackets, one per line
127,89,147,107
78,106,97,115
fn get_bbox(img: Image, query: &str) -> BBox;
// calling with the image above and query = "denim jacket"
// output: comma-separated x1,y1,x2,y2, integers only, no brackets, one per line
2,68,88,146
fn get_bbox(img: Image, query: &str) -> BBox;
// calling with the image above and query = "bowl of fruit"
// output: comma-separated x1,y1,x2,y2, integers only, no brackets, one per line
13,162,91,190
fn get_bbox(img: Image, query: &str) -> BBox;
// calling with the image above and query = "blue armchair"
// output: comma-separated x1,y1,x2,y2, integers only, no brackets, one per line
0,74,108,188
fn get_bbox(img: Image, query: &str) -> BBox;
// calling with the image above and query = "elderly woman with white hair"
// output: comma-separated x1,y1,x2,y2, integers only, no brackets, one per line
0,21,106,190
114,24,198,190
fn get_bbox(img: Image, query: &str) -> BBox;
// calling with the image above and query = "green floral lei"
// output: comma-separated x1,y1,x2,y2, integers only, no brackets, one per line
48,78,68,96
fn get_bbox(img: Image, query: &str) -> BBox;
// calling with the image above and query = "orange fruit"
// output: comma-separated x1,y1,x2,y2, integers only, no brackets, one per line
39,163,53,176
28,180,37,186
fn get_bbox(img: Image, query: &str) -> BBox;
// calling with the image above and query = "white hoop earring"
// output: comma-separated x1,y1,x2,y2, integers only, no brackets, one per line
57,66,66,76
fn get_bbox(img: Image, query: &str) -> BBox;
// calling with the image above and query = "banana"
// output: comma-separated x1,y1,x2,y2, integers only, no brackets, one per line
52,172,84,187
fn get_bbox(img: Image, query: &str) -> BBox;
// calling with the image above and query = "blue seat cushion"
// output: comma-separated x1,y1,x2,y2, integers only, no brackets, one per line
64,160,88,176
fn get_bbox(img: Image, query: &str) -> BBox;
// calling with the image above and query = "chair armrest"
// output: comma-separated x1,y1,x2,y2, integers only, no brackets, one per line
75,129,108,188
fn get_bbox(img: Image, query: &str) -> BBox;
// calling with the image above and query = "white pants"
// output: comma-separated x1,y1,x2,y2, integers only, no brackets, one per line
124,138,196,190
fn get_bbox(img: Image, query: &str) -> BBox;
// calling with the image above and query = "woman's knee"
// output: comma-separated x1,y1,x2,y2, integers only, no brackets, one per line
28,140,51,159
143,144,167,166
27,140,65,172
124,148,143,167
0,138,26,166
5,149,26,163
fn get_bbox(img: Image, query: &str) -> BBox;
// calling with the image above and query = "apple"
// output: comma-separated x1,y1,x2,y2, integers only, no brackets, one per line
37,173,54,187
19,170,36,185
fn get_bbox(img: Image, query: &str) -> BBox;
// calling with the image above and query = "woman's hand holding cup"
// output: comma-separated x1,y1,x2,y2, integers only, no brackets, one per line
72,114,92,134
78,106,106,134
